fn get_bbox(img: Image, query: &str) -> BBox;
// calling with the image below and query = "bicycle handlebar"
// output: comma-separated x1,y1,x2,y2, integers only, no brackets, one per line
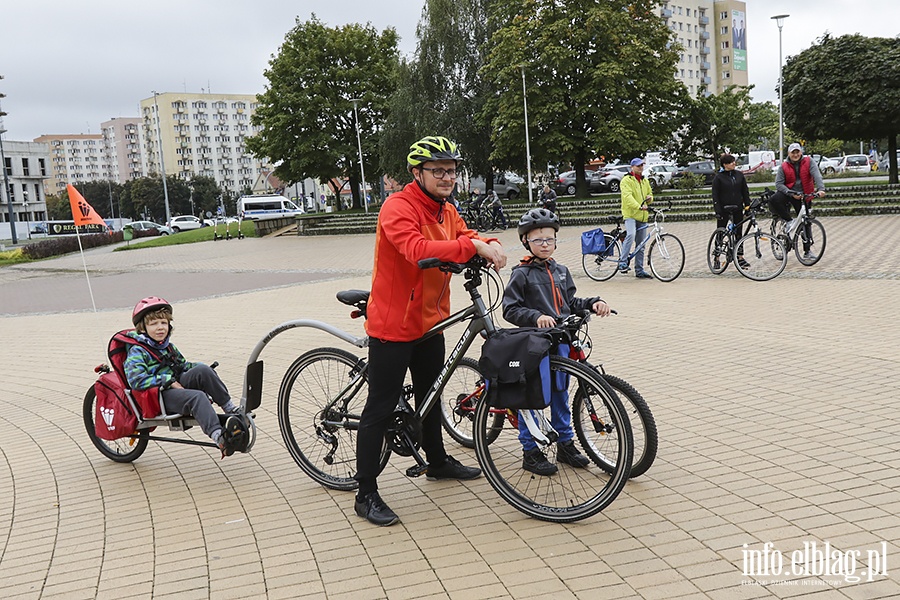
417,255,488,273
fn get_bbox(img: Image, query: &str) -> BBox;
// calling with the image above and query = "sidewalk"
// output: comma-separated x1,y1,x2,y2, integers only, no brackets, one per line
0,216,898,599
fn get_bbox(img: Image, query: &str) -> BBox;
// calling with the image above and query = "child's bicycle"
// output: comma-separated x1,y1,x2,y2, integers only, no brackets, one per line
271,255,634,522
83,333,262,462
440,310,658,478
582,201,685,283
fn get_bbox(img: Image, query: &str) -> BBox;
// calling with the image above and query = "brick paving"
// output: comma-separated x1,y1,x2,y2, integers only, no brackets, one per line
0,215,898,599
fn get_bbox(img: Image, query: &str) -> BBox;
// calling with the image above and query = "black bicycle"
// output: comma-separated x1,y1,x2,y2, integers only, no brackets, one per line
275,256,634,522
707,190,787,281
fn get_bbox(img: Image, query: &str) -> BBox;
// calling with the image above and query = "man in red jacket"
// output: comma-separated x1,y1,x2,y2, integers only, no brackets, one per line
354,136,507,526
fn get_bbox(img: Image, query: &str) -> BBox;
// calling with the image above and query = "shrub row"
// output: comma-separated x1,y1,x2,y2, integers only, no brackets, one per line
21,229,157,260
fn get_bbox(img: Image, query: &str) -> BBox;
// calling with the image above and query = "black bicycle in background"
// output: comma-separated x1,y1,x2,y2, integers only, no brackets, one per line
706,190,788,281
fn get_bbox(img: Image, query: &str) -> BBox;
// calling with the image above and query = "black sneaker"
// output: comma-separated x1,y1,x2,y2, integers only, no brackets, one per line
737,257,750,269
354,491,399,526
523,448,557,476
426,455,482,481
557,440,590,468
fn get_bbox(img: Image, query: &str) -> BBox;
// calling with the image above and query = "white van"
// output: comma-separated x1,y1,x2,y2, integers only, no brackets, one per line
238,195,304,220
736,151,776,174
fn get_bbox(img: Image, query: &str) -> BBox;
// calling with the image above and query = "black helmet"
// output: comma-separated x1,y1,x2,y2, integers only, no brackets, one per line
407,136,462,171
517,208,560,238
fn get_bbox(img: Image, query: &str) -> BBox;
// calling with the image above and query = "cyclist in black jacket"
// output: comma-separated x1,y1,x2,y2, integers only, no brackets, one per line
711,154,751,267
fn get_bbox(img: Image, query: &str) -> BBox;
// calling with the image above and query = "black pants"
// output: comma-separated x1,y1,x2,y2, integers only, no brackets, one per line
716,205,744,243
769,191,812,251
355,334,447,496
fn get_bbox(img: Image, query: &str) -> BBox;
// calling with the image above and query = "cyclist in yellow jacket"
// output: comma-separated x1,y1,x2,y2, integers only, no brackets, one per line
618,158,654,278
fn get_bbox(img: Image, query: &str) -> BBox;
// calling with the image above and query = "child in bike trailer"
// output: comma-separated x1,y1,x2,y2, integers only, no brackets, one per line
502,208,611,475
124,296,247,457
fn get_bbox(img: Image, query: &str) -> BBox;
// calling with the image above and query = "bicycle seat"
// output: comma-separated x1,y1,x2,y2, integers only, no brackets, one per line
722,205,739,210
336,290,370,306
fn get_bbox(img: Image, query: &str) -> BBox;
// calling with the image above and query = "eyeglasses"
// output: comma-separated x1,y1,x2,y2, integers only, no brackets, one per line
527,238,557,246
420,167,458,179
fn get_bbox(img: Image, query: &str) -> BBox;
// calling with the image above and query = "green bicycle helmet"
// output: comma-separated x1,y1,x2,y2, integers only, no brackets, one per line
407,136,463,170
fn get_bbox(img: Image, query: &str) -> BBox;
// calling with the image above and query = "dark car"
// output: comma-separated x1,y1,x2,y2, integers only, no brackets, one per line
672,161,717,186
554,170,578,196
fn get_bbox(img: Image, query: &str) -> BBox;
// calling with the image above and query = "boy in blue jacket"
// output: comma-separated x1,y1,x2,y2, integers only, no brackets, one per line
124,296,244,456
502,209,611,475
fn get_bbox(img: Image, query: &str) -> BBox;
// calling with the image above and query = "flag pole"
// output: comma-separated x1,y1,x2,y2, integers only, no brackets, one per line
74,223,97,312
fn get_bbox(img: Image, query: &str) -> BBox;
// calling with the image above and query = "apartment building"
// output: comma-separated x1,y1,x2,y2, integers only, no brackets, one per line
660,0,748,96
139,92,269,196
0,140,50,237
32,133,106,196
101,117,144,183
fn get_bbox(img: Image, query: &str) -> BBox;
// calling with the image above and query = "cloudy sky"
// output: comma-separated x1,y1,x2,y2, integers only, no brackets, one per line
1,0,897,141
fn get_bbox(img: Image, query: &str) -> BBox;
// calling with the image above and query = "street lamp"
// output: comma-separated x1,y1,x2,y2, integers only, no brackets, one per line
0,79,17,244
350,98,368,213
152,91,172,225
520,65,534,204
771,14,789,162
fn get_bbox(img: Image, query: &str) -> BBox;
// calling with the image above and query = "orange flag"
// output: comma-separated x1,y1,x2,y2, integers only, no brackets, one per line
68,184,109,228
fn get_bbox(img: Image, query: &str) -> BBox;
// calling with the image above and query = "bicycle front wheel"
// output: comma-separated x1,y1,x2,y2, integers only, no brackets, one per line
473,356,633,523
648,233,685,282
706,228,730,275
573,374,658,478
278,347,389,491
582,235,621,282
440,357,505,449
734,231,787,281
793,218,826,266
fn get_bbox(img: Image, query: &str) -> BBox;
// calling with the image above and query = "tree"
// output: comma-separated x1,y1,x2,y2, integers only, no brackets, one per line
64,180,125,219
249,16,399,209
189,175,225,218
783,34,900,183
120,176,191,222
670,86,777,163
482,0,688,196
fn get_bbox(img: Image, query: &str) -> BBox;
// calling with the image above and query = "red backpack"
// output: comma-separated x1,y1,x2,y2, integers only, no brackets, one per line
93,330,164,440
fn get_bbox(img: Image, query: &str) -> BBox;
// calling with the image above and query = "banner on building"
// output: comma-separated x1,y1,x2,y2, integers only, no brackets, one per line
732,10,747,71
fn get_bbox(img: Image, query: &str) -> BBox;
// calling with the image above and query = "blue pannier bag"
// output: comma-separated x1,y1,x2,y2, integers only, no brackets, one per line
581,228,606,254
479,328,553,410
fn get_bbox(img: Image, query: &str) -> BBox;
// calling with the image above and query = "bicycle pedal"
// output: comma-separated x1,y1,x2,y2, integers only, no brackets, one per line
406,464,429,478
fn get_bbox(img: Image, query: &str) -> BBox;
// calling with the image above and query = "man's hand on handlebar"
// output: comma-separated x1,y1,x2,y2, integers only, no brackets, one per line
472,239,507,271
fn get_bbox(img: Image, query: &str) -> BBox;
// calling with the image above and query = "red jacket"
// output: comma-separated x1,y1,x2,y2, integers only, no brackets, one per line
782,156,815,194
365,183,497,342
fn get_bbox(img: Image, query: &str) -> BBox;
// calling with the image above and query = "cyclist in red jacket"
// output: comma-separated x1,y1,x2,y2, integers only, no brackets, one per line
354,136,507,526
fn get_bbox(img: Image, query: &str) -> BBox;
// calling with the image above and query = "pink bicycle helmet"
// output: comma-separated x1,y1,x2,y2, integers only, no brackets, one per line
132,296,172,325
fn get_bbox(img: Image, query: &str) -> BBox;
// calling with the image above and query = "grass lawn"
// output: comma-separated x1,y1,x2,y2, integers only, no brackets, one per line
114,221,256,251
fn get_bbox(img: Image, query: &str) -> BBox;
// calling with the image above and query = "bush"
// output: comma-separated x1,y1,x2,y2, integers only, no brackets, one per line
19,229,158,260
746,169,775,184
674,173,703,191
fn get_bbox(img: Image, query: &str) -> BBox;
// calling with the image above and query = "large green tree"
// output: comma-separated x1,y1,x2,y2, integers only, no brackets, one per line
482,0,687,195
120,176,191,222
669,86,778,163
380,0,495,187
65,180,124,219
783,34,900,183
249,16,399,209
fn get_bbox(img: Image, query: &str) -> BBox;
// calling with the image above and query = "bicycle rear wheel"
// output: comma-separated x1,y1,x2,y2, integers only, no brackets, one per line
440,357,505,449
734,231,787,281
573,374,658,478
793,218,826,266
706,228,730,275
581,235,621,282
278,347,389,491
647,233,685,282
473,356,632,523
83,386,149,463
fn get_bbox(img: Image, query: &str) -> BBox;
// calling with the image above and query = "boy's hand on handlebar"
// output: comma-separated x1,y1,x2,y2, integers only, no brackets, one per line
592,300,611,317
536,315,556,328
473,239,507,270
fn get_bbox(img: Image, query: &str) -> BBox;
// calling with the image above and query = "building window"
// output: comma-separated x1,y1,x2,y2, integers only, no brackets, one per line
3,157,11,176
723,71,731,80
721,26,728,35
21,158,30,176
723,56,730,64
39,158,47,176
722,41,730,49
720,11,728,20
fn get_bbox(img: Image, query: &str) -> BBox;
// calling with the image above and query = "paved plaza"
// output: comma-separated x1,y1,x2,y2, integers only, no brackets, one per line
0,215,898,599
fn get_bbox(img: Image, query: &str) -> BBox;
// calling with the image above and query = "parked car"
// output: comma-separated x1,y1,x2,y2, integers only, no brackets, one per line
167,215,205,232
812,155,840,175
834,154,870,174
469,173,521,200
671,161,717,186
128,220,173,235
878,151,900,172
554,170,578,196
645,163,679,189
595,164,633,193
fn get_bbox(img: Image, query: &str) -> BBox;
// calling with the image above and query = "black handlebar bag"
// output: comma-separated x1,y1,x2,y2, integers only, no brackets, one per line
479,328,553,410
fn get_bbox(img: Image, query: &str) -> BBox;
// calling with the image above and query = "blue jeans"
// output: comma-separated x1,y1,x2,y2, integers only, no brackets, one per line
618,218,648,273
518,345,574,451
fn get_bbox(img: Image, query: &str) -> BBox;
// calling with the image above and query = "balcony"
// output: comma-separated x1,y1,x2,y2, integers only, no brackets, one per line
699,46,710,55
661,8,672,18
701,76,711,85
700,31,709,40
700,61,711,71
699,15,709,25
